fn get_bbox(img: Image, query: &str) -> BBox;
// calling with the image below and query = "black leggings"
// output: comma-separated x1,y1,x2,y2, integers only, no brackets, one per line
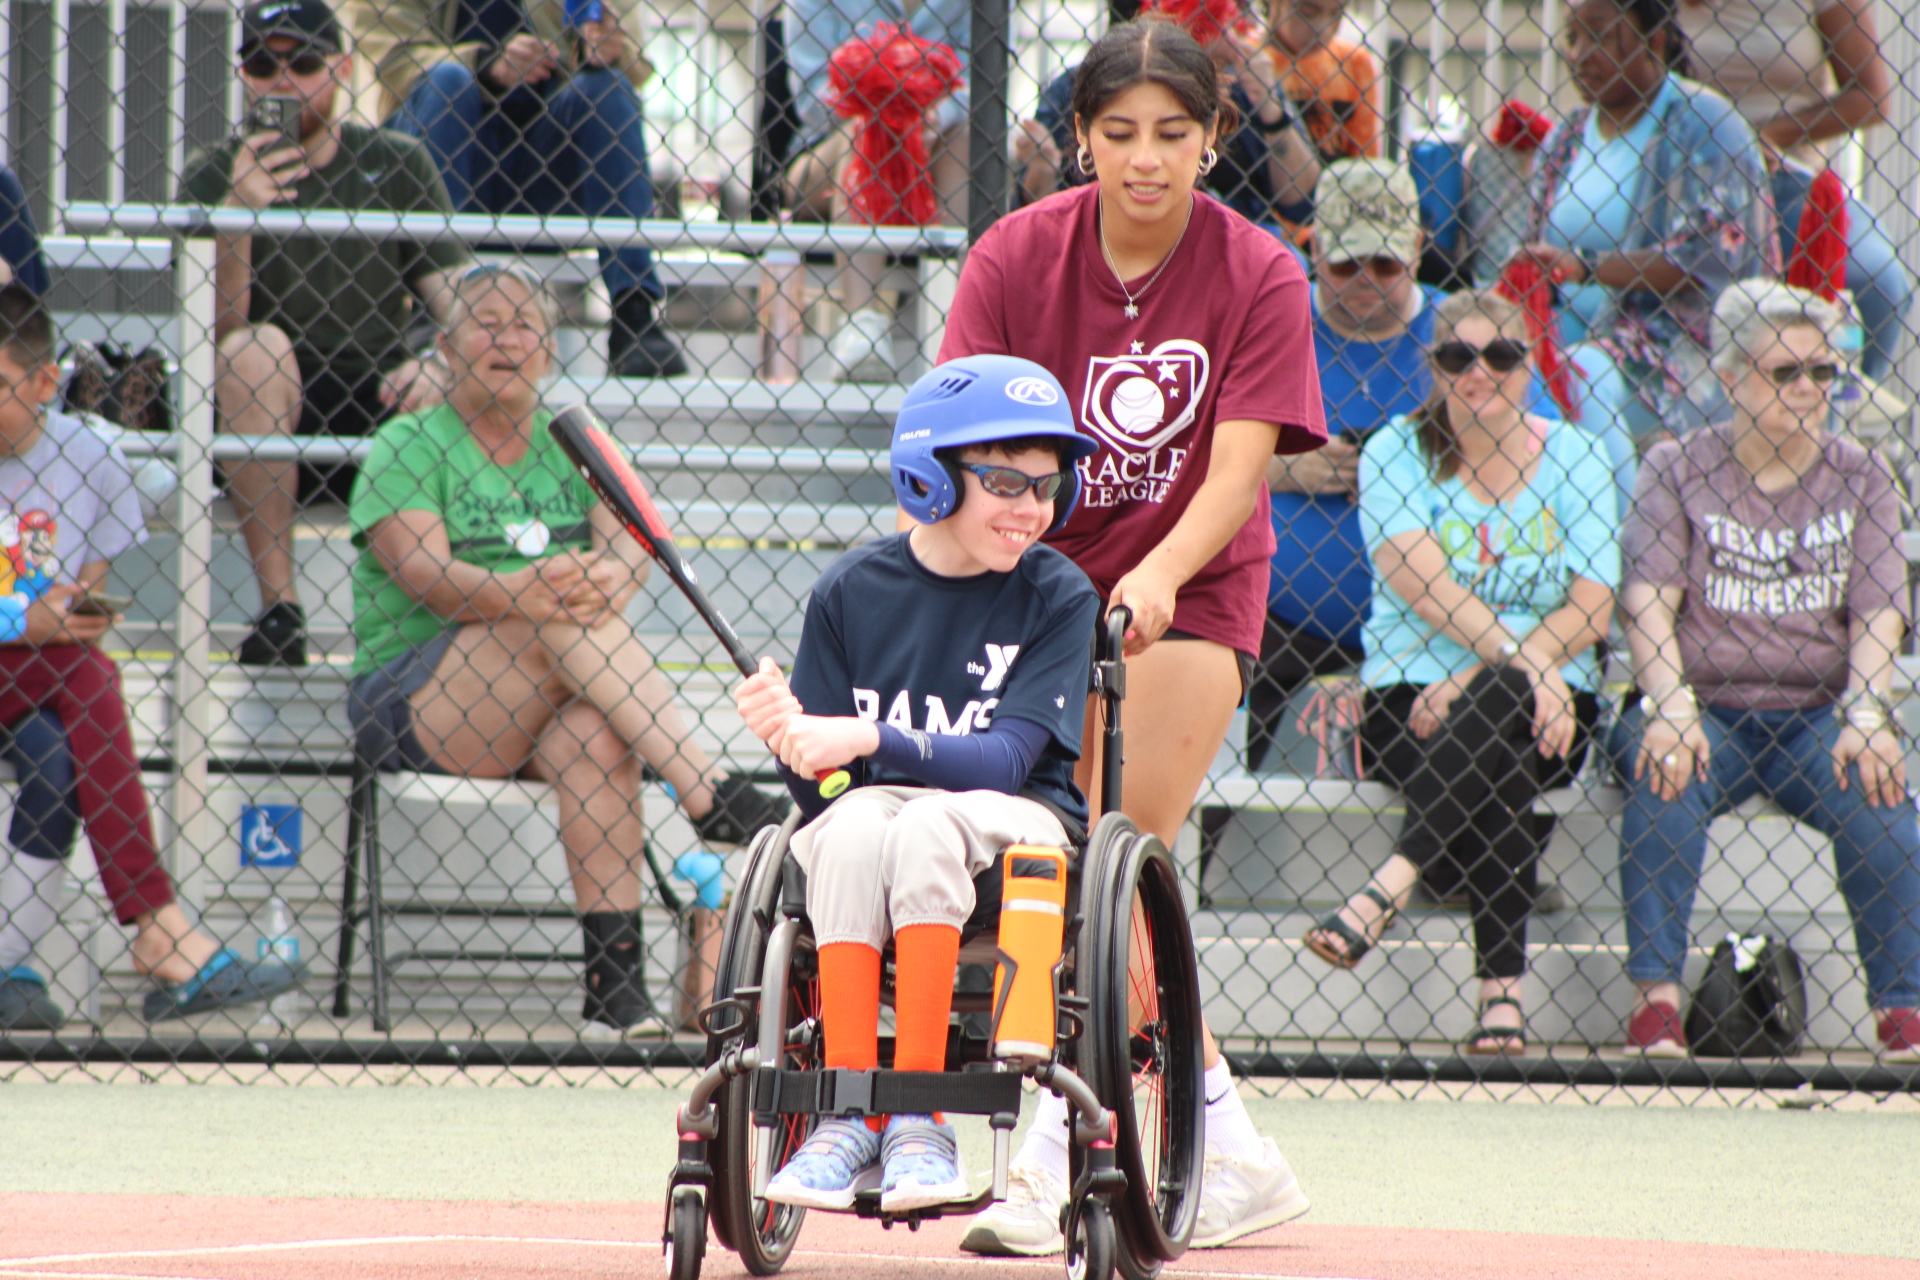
1361,666,1598,980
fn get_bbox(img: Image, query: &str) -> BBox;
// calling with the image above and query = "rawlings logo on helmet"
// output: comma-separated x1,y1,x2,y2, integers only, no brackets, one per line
1004,376,1061,406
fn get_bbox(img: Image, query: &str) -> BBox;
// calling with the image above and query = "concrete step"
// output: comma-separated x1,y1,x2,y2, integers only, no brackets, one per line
1191,907,1885,1051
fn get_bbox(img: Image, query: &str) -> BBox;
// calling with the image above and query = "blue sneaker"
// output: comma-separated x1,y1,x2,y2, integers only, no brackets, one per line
764,1116,882,1209
0,965,67,1032
880,1114,969,1212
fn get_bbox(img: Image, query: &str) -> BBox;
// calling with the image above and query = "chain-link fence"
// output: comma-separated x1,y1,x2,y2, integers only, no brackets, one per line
1,0,1918,1097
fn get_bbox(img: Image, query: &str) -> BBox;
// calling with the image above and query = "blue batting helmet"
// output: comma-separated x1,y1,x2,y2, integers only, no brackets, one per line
890,355,1096,532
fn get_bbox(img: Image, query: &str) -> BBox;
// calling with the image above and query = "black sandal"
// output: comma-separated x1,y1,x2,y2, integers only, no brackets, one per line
1465,995,1527,1056
1302,886,1397,969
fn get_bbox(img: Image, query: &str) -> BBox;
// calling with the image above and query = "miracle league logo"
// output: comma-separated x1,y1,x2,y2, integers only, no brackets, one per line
1076,339,1210,507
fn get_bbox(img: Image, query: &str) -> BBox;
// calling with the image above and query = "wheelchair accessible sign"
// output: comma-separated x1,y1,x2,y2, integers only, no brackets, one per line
240,804,303,869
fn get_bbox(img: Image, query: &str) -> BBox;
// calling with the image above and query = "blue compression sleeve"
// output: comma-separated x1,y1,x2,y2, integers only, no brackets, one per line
0,593,30,643
870,717,1049,795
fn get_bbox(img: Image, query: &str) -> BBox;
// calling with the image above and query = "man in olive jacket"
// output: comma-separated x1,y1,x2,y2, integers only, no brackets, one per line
347,0,685,377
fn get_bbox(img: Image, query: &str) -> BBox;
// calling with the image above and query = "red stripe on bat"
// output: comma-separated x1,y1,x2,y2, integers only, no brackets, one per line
585,430,676,547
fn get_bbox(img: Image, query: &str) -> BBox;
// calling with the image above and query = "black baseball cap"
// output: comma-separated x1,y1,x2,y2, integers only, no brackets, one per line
239,0,343,55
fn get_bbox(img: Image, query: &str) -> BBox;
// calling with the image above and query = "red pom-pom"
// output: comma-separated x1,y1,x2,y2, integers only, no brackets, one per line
1497,258,1580,422
827,23,964,226
1138,0,1254,48
1491,100,1553,153
1785,168,1849,303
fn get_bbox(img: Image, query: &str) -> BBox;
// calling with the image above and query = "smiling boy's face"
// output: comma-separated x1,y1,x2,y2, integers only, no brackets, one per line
933,443,1065,576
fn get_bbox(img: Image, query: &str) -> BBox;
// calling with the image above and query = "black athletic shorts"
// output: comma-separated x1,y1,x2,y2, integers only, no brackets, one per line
294,349,394,504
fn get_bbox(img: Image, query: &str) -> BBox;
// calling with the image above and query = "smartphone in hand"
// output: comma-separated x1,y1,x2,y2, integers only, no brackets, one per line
68,593,132,619
245,95,304,153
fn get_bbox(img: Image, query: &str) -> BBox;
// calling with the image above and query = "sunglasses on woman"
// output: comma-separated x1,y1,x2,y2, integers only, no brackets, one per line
1320,256,1408,282
1430,339,1530,375
241,48,330,79
1760,361,1840,386
961,463,1067,502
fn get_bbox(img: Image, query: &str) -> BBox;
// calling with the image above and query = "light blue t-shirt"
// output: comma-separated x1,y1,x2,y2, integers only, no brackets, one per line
1358,414,1620,691
1545,78,1677,344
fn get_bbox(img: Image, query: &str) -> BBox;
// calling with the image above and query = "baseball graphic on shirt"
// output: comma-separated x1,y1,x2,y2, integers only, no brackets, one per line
1081,339,1210,453
504,519,552,558
1109,377,1166,437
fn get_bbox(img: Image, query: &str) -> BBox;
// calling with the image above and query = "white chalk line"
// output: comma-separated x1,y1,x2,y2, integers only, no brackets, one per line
0,1234,1386,1280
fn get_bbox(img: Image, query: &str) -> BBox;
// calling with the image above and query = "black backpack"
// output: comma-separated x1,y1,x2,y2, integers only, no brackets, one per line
1685,933,1808,1058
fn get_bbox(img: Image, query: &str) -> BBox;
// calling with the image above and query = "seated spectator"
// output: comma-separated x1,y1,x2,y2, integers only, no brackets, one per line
364,0,686,379
1250,158,1427,772
1018,0,1319,227
0,163,48,295
781,0,967,383
1611,279,1920,1064
1513,0,1774,500
1302,289,1618,1056
1681,0,1909,378
347,266,789,1040
183,0,471,668
0,285,303,1032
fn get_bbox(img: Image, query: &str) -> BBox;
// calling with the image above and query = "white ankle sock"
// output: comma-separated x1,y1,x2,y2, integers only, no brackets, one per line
1014,1087,1071,1187
0,852,65,971
1203,1058,1264,1161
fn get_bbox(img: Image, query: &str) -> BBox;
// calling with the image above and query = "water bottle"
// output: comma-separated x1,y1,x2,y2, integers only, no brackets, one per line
991,845,1070,1063
254,894,299,1034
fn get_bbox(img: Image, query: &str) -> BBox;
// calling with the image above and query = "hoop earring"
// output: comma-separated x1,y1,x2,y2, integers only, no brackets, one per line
1076,145,1095,176
1197,147,1219,177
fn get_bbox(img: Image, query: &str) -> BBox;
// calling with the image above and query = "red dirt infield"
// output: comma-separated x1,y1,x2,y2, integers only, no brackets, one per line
1,1194,1910,1280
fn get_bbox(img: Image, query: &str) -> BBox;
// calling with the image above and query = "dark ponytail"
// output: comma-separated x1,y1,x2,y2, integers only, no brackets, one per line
1070,18,1239,141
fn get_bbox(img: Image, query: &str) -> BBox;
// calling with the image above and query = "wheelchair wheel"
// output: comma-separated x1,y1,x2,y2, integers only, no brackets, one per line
1065,1199,1115,1280
664,1186,706,1280
705,821,817,1274
1078,813,1206,1274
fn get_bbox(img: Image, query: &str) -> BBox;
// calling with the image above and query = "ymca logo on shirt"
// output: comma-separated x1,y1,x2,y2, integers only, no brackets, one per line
1701,510,1854,615
1077,339,1210,508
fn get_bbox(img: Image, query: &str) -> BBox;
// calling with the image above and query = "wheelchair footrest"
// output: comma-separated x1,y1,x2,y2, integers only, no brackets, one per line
752,1066,1022,1121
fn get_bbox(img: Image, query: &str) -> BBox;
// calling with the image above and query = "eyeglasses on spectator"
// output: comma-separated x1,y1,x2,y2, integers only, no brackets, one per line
240,48,330,78
1430,339,1530,375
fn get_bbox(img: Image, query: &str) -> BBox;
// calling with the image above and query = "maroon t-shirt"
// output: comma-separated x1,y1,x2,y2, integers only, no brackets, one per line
939,186,1326,655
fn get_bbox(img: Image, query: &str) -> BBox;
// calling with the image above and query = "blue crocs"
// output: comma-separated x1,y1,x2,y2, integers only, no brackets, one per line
880,1114,969,1212
764,1116,883,1209
141,948,307,1023
0,965,67,1032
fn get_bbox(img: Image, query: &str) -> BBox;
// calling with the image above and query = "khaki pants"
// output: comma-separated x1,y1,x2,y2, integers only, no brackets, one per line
789,786,1069,950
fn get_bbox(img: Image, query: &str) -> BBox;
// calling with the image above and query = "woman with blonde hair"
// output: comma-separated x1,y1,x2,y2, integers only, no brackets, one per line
1303,289,1619,1056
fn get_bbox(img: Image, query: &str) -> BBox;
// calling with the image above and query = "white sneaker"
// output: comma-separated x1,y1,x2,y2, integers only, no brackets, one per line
1191,1139,1309,1248
958,1161,1067,1256
830,308,895,383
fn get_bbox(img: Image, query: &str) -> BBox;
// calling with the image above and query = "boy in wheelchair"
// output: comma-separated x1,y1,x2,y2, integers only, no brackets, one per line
732,354,1101,1213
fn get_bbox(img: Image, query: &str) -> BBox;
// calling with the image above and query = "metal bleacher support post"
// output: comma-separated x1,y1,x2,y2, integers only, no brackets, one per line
966,0,1011,245
169,235,219,877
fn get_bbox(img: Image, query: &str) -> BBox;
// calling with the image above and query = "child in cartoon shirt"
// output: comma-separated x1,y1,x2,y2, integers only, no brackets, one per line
0,282,304,1031
733,355,1101,1214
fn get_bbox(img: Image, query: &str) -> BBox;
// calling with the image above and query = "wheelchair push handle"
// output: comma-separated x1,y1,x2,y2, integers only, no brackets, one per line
1098,606,1130,813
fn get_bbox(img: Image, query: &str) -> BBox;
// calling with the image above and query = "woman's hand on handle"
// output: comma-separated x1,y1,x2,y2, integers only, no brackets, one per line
1108,564,1180,656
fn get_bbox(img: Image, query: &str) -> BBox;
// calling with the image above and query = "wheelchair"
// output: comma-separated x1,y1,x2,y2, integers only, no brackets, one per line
663,609,1207,1280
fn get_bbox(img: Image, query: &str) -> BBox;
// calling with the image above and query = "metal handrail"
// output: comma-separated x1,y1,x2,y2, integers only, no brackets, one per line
62,203,971,256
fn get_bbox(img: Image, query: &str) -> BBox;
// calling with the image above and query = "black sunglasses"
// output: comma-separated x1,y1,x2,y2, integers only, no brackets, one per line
1431,339,1530,375
1321,256,1409,281
961,463,1067,503
241,48,330,79
1760,361,1840,386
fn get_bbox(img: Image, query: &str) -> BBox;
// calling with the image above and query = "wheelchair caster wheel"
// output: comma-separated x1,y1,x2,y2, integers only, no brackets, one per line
1065,1201,1114,1280
665,1187,706,1280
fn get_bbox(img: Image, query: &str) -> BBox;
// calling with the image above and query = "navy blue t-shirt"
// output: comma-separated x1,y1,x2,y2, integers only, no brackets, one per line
789,533,1100,824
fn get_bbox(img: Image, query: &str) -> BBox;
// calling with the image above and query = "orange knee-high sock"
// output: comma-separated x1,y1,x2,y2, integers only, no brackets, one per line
818,942,882,1072
892,923,962,1075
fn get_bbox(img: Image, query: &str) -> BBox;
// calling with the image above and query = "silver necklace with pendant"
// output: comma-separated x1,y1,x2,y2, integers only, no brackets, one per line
1097,195,1194,320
